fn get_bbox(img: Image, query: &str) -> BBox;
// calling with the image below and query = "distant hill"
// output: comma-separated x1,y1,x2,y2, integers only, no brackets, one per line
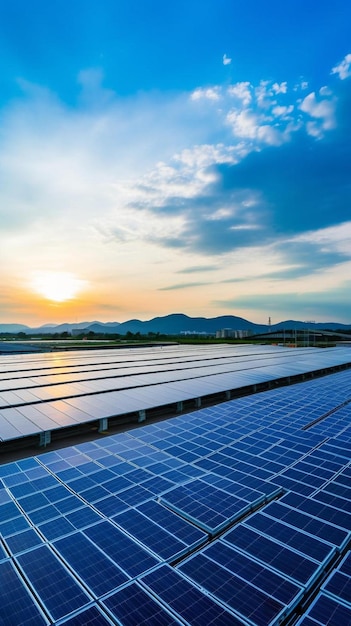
0,314,350,336
0,324,30,333
111,313,266,335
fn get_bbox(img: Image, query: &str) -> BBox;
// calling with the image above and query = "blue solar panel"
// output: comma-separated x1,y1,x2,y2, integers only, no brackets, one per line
16,545,91,621
141,564,244,625
113,508,191,560
243,512,335,562
137,499,207,546
54,604,115,625
261,501,349,548
102,581,182,625
296,592,351,625
280,492,351,531
2,358,351,625
4,528,44,555
0,560,48,626
223,524,319,585
201,540,303,605
339,552,351,576
83,520,160,577
161,478,256,534
53,532,130,596
178,552,286,626
323,570,351,606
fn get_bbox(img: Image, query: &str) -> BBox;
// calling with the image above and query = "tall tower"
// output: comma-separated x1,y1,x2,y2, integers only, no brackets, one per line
268,316,271,327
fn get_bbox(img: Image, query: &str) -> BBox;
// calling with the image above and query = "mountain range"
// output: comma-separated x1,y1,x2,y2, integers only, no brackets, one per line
1,313,351,335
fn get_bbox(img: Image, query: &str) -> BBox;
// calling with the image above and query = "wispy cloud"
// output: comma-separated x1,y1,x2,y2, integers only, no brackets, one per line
223,54,232,66
331,53,351,80
159,281,213,291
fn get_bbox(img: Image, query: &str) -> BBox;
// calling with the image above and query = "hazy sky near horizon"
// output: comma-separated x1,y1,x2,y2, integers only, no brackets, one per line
1,0,351,326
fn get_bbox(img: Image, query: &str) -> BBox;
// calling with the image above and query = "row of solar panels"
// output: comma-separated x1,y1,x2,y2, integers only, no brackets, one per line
0,345,350,441
1,366,351,624
0,344,301,373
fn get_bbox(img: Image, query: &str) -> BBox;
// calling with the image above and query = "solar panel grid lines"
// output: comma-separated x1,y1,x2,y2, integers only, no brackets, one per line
294,592,351,626
53,604,117,625
322,568,351,610
254,500,351,551
241,512,337,565
52,531,131,598
139,564,247,626
0,559,50,626
177,553,286,626
15,544,94,622
222,523,325,587
159,478,263,535
83,520,162,579
111,507,201,563
101,579,185,626
177,545,306,626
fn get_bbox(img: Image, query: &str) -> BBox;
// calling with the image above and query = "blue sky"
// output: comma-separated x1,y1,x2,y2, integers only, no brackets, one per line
1,0,351,325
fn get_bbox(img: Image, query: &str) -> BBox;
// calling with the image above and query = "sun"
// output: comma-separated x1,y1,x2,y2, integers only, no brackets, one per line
30,271,86,303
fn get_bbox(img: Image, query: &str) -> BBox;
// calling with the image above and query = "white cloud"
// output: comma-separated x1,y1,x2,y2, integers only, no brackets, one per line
331,53,351,80
300,91,336,136
255,80,274,108
227,82,252,106
223,54,232,66
190,87,220,101
226,109,284,146
319,86,332,97
272,82,288,94
272,105,294,117
294,221,351,256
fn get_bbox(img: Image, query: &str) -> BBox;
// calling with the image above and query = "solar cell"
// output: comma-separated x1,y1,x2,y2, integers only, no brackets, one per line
243,512,335,562
0,560,48,626
296,592,351,626
102,581,182,625
201,540,303,605
161,478,259,534
16,545,91,621
260,500,349,548
83,520,160,577
141,564,244,625
58,605,115,625
53,532,130,596
4,528,44,555
179,552,285,626
223,524,319,585
323,570,351,606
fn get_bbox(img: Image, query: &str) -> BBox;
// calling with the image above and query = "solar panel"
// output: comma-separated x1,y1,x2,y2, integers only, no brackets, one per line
140,564,244,625
0,560,48,626
178,552,287,626
160,478,258,534
16,545,92,622
243,511,336,563
1,352,351,624
53,532,130,596
57,605,116,625
295,592,351,625
101,580,183,625
223,524,320,585
1,344,351,441
198,540,303,606
83,520,161,577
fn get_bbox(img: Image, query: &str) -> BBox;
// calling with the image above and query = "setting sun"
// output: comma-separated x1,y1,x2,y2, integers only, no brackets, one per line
30,271,87,303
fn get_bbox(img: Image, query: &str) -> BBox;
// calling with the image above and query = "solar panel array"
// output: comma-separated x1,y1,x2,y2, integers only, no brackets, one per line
0,356,351,625
0,344,351,442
